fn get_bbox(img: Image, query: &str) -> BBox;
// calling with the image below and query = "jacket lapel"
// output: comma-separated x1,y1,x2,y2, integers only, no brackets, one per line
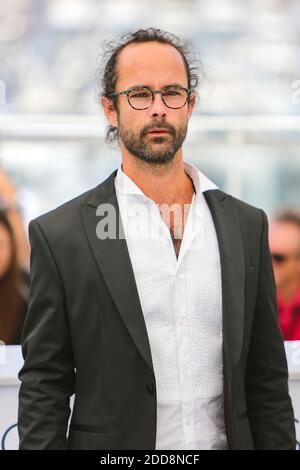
204,190,245,377
80,170,155,376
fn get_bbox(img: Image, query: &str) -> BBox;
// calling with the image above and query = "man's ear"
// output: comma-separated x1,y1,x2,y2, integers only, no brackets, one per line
101,96,118,128
187,92,197,119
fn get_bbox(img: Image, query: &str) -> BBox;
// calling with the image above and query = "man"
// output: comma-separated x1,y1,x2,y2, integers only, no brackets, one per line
269,209,300,340
18,28,296,450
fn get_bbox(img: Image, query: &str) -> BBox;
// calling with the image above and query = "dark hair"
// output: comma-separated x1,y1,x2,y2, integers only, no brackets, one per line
98,27,203,144
0,210,23,344
274,208,300,229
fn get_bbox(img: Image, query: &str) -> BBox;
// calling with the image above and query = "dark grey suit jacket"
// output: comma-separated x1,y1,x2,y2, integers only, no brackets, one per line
18,169,296,450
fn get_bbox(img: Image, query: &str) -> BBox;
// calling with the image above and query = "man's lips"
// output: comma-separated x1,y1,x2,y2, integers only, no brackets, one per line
145,128,170,135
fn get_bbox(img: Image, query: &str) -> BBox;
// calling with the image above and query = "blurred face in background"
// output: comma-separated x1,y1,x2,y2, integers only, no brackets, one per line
269,221,300,292
103,41,196,165
0,221,12,280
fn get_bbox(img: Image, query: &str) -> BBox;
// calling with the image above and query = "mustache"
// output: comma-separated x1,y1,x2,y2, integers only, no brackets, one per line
141,122,176,137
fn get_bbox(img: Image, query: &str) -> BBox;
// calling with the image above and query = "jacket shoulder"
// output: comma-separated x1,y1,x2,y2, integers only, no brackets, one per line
207,189,266,231
230,194,264,219
31,186,94,232
30,169,117,235
214,189,264,218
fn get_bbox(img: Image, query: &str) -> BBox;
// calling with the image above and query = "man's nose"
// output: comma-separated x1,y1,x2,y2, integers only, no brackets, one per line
150,92,167,118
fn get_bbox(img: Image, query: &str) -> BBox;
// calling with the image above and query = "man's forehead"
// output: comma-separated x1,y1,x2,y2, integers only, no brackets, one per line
116,41,187,85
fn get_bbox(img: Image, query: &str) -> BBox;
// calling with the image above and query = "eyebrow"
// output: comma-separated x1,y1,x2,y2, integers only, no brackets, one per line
128,82,187,90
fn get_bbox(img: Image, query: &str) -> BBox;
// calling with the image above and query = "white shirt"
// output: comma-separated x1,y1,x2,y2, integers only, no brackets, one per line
114,160,228,450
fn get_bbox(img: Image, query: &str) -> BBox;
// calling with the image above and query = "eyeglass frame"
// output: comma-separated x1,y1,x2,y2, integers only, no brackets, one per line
108,85,194,110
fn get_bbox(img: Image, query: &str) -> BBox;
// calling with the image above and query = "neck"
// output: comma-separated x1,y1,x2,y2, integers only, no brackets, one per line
120,149,195,206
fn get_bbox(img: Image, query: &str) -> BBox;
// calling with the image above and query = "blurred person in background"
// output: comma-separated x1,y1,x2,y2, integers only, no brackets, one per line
269,208,300,340
0,169,30,272
0,210,28,345
0,169,30,344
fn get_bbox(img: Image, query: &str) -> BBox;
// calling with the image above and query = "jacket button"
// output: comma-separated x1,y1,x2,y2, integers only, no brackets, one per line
146,382,155,394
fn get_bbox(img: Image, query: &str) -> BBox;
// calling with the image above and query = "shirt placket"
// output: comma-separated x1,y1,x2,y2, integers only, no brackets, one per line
150,198,196,448
175,266,197,449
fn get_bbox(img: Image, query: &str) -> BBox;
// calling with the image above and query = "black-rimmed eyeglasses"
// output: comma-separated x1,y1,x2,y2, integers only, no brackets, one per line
108,85,192,110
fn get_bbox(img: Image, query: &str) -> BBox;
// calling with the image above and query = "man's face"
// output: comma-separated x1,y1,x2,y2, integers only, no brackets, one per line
103,41,196,165
268,221,300,291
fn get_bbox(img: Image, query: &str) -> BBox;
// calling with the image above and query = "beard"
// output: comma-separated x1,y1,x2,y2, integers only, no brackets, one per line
118,118,188,166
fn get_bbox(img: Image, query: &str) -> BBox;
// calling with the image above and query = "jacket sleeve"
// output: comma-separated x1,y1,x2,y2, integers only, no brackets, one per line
18,219,75,449
245,209,296,449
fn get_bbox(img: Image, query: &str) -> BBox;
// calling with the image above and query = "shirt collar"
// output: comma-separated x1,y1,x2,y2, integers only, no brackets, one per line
114,159,218,200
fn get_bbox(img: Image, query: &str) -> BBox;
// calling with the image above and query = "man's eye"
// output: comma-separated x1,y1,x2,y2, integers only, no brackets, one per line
164,90,181,96
131,92,149,98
